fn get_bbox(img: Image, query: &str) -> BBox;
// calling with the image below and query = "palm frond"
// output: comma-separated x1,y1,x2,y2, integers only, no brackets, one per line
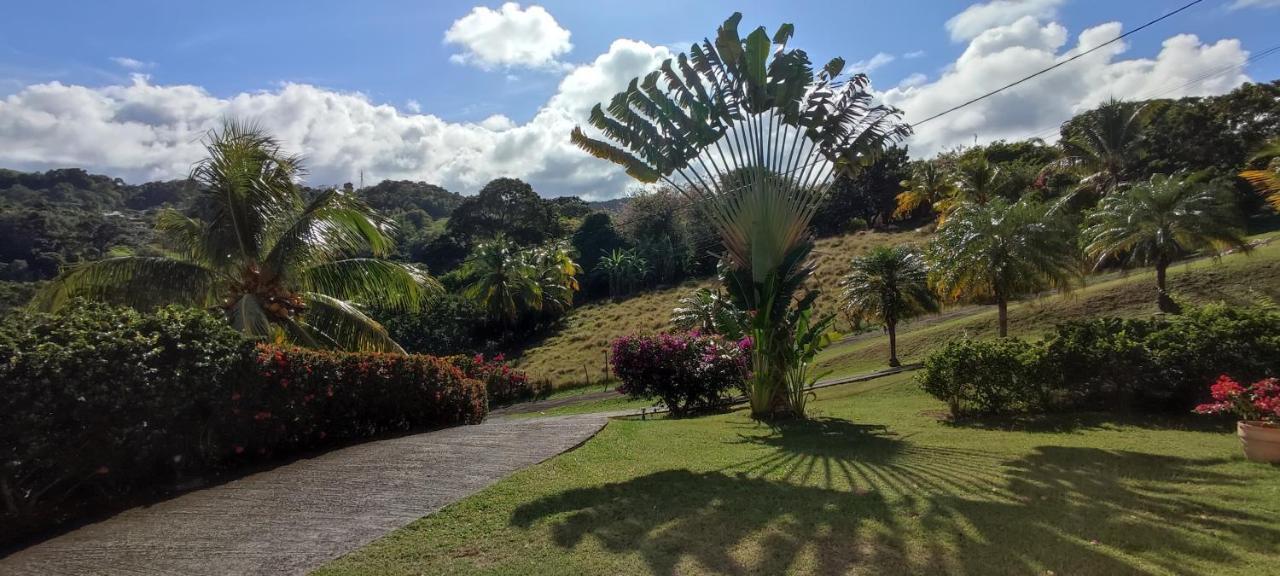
300,292,403,353
299,258,439,313
32,257,221,312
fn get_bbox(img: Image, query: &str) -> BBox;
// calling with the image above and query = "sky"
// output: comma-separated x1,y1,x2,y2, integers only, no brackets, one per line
1,0,1278,199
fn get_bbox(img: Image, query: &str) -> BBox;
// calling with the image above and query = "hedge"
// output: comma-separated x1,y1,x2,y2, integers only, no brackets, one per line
919,304,1280,418
0,301,486,545
445,353,549,407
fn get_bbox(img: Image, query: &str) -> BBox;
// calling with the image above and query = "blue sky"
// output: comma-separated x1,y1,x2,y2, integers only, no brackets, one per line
1,0,1278,197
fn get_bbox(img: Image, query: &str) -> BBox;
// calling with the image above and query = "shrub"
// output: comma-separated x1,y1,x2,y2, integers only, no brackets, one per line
445,353,548,407
918,304,1280,419
0,300,487,545
610,332,748,416
917,338,1042,418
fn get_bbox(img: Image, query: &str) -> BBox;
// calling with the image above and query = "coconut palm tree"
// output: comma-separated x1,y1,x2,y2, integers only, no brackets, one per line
928,198,1080,337
893,160,956,224
32,120,434,352
1084,173,1248,313
571,13,909,417
839,245,938,367
1240,138,1280,211
462,237,543,325
1045,98,1148,201
532,241,582,314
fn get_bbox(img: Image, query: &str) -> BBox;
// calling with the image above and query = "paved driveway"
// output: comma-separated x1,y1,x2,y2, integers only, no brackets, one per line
0,414,609,575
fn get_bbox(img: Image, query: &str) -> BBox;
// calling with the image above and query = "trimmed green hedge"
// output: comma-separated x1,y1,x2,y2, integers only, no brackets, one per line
0,301,487,545
919,304,1280,419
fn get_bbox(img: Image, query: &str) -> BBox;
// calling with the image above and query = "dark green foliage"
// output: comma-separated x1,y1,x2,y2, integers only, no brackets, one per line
919,304,1280,418
812,146,912,235
0,301,487,544
380,294,499,356
0,280,40,315
358,180,463,219
0,204,156,280
571,213,630,298
447,178,559,246
620,189,691,285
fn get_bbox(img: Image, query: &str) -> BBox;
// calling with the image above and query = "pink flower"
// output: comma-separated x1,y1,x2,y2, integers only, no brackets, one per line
234,445,245,454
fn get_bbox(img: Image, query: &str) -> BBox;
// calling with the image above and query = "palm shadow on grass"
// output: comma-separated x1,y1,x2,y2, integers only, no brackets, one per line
511,417,1279,575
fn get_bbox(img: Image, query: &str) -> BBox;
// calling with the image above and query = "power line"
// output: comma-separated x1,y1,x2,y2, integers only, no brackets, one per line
911,0,1206,128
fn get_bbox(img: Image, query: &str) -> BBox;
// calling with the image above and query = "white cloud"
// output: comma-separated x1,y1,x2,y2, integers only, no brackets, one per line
0,40,671,200
109,57,153,70
897,73,928,89
945,0,1064,41
1229,0,1280,8
849,52,896,74
880,17,1251,157
444,2,572,71
404,99,421,113
903,50,926,59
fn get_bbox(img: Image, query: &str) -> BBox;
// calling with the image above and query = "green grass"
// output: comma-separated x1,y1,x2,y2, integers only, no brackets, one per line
506,394,654,419
318,372,1280,575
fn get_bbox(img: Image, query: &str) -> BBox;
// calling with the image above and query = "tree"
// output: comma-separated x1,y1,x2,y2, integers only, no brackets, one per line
461,237,543,325
929,198,1080,337
839,245,938,366
595,248,646,298
32,121,434,352
571,12,909,417
1241,138,1280,212
1084,173,1248,313
670,286,745,338
812,145,911,234
447,178,558,246
1049,98,1149,201
571,212,630,297
619,188,690,284
893,159,956,223
532,240,582,315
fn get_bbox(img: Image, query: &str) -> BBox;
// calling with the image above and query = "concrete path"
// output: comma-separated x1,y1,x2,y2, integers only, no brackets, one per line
0,414,609,576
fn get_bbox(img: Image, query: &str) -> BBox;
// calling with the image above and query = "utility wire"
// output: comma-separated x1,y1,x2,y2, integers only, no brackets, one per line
911,0,1206,128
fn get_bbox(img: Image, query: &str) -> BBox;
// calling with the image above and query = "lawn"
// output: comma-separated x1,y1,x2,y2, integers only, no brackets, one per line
317,372,1280,576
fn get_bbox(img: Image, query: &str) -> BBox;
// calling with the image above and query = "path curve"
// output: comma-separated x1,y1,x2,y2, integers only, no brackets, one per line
0,414,609,576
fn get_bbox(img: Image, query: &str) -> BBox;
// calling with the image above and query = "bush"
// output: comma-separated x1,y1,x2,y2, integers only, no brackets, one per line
610,332,748,416
917,338,1043,417
0,300,487,545
445,353,548,407
918,304,1280,419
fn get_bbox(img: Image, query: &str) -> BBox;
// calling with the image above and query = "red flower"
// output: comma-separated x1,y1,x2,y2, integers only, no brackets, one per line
254,411,272,421
1209,375,1245,401
234,445,245,454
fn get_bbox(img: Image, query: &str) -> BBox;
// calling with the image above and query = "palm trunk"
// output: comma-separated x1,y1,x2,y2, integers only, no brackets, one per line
1155,260,1179,313
997,297,1009,337
887,321,900,367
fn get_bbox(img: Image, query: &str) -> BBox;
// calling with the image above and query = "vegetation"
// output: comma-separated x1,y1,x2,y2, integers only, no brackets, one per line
839,245,938,366
571,12,909,417
317,370,1280,576
32,121,436,352
1084,173,1248,312
927,198,1080,336
1048,98,1149,200
610,333,748,416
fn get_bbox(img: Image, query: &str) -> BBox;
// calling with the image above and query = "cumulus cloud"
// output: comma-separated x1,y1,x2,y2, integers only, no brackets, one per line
897,73,928,89
945,0,1063,41
404,99,421,113
881,16,1251,157
0,39,671,199
109,57,153,70
849,52,895,74
444,2,572,71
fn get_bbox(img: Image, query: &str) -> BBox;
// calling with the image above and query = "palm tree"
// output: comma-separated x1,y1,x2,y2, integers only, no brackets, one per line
462,238,542,325
1084,173,1248,313
532,241,582,314
571,13,909,417
1240,138,1280,211
595,248,646,298
893,160,956,224
928,198,1080,337
33,120,434,352
1045,98,1148,200
839,246,938,367
670,286,745,338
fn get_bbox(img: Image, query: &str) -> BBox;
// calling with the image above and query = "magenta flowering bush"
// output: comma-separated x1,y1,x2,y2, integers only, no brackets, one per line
445,353,549,407
610,332,750,416
1194,375,1280,424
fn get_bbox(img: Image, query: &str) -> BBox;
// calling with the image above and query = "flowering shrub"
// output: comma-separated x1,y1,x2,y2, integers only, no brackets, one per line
610,332,749,416
1194,375,1280,424
445,353,549,407
0,300,487,545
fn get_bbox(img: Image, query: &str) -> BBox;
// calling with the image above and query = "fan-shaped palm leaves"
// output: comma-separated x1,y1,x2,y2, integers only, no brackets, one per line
33,120,435,352
1045,98,1149,201
928,198,1080,337
462,238,543,325
570,12,909,418
1084,173,1247,313
1240,138,1280,211
839,246,938,366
